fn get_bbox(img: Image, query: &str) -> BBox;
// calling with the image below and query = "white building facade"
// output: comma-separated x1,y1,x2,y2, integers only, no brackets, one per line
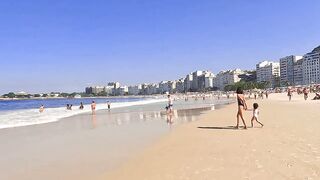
256,61,280,88
302,46,320,85
280,55,303,86
128,85,142,95
213,69,244,90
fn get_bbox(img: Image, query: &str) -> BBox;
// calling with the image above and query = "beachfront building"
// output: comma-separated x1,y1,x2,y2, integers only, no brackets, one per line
191,71,204,91
108,82,120,89
293,59,304,85
118,86,128,96
168,81,177,94
256,61,280,88
145,84,158,95
176,78,185,93
104,85,114,95
184,74,193,92
280,55,303,86
158,81,170,94
238,70,256,82
128,85,142,95
92,86,105,94
213,69,244,90
197,71,215,91
302,45,320,85
204,71,215,89
107,82,120,95
85,87,93,94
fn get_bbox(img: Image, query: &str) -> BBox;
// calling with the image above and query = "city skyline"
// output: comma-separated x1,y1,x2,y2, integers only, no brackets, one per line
1,0,320,94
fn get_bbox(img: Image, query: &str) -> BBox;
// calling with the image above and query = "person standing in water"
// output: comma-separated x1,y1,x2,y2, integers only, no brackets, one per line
79,102,84,110
107,101,111,111
39,105,44,113
236,87,247,129
166,94,173,114
91,101,96,115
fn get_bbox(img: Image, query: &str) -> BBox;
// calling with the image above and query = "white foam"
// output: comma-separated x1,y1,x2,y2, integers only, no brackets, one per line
0,98,166,129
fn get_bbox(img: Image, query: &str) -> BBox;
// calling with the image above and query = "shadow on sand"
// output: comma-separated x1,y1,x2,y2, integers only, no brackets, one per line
197,126,244,130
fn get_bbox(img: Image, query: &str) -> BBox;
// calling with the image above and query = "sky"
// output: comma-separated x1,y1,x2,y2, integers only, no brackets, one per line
0,0,320,94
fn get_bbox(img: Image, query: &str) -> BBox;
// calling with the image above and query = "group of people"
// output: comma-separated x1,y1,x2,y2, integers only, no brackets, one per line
251,91,268,100
236,87,264,129
90,101,112,115
287,87,312,101
39,101,112,113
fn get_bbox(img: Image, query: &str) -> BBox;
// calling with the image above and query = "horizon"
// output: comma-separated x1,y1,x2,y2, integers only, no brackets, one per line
1,0,320,94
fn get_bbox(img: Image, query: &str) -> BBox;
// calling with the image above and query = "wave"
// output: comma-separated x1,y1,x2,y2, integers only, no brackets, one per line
0,98,166,129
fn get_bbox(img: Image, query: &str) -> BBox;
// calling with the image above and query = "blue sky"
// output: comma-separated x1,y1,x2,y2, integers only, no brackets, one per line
0,0,319,94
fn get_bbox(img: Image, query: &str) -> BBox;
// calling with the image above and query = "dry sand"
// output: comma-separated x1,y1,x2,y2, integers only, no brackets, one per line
103,93,320,180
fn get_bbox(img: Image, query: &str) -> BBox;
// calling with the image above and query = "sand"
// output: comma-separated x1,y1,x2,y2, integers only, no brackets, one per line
0,99,221,180
103,93,320,180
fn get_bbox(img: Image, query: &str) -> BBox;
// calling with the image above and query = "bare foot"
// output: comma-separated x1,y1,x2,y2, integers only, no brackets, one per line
244,126,247,130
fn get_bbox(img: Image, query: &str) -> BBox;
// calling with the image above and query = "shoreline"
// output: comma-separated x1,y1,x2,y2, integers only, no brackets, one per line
0,97,232,180
102,93,320,180
0,98,168,130
0,95,162,101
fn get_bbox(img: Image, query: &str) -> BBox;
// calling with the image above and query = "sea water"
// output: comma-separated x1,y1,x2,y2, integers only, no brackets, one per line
0,97,166,129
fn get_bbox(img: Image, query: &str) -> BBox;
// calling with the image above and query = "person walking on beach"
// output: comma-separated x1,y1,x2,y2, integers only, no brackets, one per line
260,91,264,99
287,88,293,101
265,91,269,99
236,87,247,129
250,103,263,128
91,101,96,115
303,88,309,100
39,105,44,113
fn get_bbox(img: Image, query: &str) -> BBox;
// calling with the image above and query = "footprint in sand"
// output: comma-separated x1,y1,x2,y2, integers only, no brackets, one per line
255,160,263,169
286,163,293,168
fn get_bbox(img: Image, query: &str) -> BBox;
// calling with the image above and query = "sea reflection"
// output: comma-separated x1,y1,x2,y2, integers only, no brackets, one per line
86,106,214,129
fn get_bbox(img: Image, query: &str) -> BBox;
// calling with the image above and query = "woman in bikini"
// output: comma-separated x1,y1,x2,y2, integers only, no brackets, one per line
236,87,247,129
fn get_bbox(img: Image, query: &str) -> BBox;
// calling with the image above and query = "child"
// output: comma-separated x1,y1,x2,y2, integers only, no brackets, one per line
250,103,264,128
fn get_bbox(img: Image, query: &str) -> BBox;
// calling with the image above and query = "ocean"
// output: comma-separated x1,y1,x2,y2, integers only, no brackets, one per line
0,97,166,129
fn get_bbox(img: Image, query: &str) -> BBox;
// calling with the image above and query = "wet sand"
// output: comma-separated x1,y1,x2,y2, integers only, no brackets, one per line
0,99,223,180
103,93,320,180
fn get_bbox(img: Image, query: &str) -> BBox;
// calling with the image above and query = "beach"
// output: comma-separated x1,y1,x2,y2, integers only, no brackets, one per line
0,97,229,180
103,93,320,180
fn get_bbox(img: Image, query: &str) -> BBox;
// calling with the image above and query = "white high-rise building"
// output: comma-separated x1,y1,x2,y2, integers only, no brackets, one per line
146,84,158,95
293,59,304,85
280,55,303,86
302,46,320,85
256,61,280,87
176,79,185,93
104,85,114,95
184,74,193,92
191,71,204,91
198,71,215,90
128,85,142,95
118,86,128,96
213,69,244,90
158,81,170,94
92,86,105,94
